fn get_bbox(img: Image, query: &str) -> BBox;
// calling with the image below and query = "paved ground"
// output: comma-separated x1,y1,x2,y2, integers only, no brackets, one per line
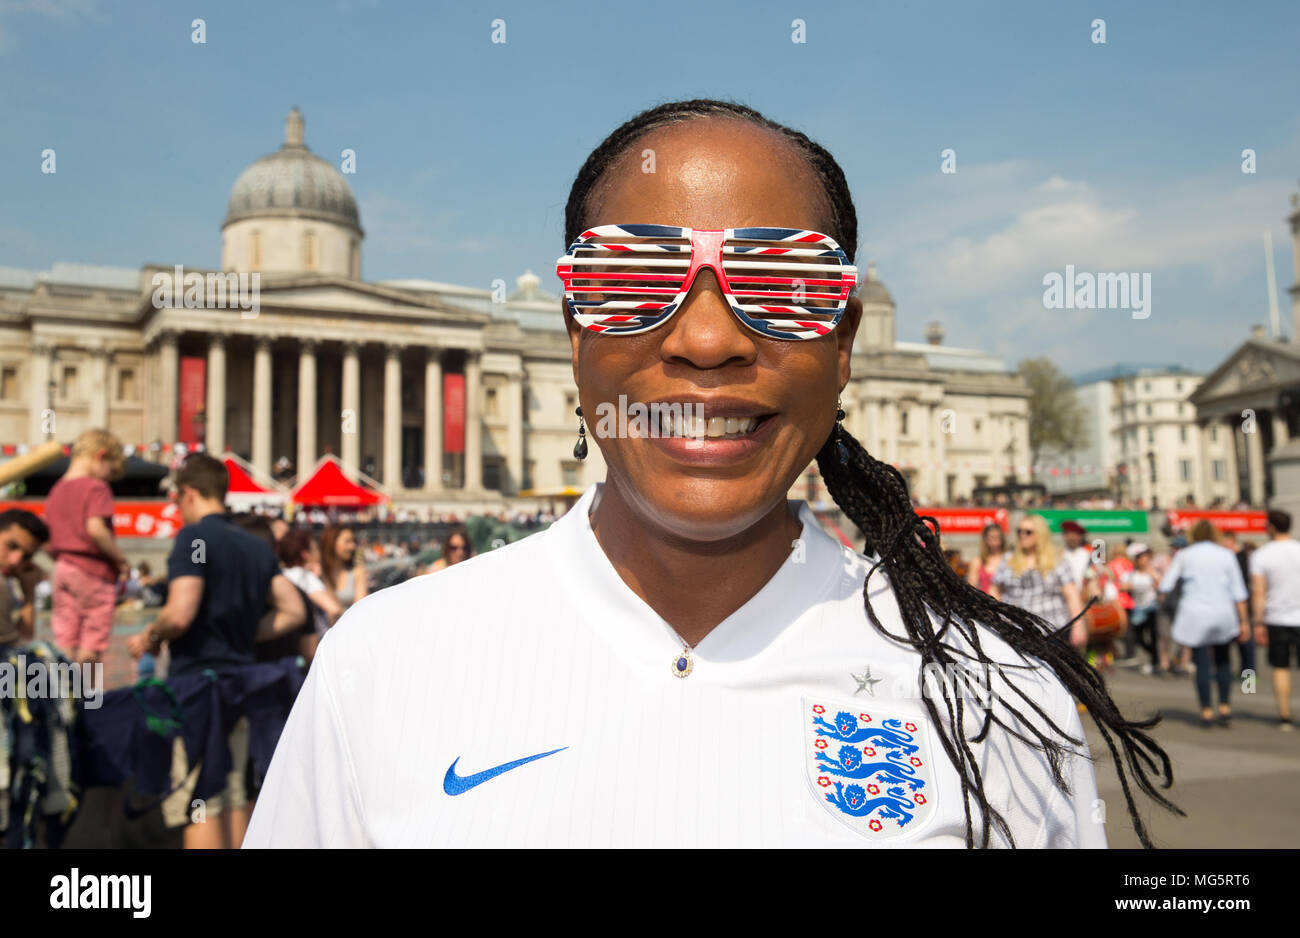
1085,663,1300,848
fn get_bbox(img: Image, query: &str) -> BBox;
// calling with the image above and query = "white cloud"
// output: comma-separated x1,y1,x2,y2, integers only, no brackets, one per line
0,0,101,52
867,160,1297,371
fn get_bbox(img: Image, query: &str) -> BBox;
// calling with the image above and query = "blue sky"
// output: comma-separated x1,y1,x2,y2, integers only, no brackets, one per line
2,0,1298,375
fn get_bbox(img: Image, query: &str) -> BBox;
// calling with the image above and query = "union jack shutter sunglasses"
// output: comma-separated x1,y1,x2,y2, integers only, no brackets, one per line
556,224,858,340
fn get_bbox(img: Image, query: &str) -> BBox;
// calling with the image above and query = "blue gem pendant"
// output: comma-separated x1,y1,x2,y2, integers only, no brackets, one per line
672,647,694,678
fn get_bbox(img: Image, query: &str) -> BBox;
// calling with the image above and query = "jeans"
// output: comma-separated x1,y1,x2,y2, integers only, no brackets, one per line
1192,642,1233,710
1130,605,1159,665
1234,636,1256,677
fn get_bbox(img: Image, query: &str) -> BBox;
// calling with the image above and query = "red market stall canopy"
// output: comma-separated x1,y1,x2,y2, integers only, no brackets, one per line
291,456,388,506
223,454,287,507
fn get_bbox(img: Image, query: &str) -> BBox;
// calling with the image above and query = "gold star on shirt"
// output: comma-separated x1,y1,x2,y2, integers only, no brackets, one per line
851,667,881,697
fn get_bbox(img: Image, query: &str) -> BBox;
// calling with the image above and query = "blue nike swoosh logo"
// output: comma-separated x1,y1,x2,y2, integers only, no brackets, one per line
443,747,568,795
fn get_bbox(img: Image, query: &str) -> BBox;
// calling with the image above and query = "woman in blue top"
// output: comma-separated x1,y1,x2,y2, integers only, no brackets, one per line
1161,520,1250,728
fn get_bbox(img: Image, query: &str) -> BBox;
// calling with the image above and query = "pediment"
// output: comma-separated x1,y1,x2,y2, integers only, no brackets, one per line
255,280,482,319
1191,340,1300,403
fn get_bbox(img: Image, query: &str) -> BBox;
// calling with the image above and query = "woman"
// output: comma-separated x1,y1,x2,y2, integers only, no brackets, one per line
989,515,1086,650
1160,520,1249,728
1123,546,1163,675
277,527,345,633
425,526,472,574
247,99,1177,848
966,523,1006,595
320,525,367,611
1080,546,1125,671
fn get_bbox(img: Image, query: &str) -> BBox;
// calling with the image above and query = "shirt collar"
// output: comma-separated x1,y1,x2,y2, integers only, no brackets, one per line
547,483,847,666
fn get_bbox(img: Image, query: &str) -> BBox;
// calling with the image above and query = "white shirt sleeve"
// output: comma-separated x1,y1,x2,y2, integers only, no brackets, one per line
242,632,369,848
1036,693,1108,848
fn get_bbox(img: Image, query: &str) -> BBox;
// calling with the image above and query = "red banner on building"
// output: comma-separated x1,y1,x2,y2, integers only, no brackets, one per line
443,372,465,454
178,356,207,445
1166,509,1268,535
915,507,1009,535
0,500,184,540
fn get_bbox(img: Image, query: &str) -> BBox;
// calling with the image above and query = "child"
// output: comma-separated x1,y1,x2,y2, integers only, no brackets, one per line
45,429,127,679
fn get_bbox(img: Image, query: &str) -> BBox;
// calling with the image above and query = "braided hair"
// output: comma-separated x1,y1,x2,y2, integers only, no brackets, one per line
563,98,1181,847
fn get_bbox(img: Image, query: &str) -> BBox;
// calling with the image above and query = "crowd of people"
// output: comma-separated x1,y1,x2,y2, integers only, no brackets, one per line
10,430,490,691
2,430,486,848
946,510,1300,731
946,490,1259,511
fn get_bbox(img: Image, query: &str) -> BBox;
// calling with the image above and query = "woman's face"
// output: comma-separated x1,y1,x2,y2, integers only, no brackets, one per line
985,527,1004,552
445,536,468,564
335,530,355,560
569,119,861,541
1016,521,1038,553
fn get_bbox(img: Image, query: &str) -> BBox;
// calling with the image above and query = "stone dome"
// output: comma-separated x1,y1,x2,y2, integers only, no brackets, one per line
223,108,362,235
857,261,893,304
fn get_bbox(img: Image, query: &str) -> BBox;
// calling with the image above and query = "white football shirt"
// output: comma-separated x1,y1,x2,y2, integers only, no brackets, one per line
244,484,1106,848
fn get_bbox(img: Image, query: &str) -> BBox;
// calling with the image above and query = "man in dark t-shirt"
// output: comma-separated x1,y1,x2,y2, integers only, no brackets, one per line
162,511,279,677
127,453,305,849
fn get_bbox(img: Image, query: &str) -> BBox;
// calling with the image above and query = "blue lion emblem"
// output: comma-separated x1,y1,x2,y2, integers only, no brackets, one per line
813,712,920,755
825,782,916,826
815,745,926,792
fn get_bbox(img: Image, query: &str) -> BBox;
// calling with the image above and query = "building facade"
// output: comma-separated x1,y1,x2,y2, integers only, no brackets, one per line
1,108,1031,509
1189,191,1300,512
1111,368,1244,509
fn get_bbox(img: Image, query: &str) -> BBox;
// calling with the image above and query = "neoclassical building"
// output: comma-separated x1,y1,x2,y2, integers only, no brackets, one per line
0,108,1030,509
1188,191,1300,513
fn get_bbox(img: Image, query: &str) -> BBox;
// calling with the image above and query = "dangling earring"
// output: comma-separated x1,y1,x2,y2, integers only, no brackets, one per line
835,397,849,465
573,405,588,460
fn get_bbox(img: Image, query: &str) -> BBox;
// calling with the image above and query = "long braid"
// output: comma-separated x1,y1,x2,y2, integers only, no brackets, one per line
565,98,1183,847
817,424,1182,847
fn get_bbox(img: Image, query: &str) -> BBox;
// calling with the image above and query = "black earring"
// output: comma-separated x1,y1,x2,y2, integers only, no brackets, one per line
573,406,588,460
835,397,849,465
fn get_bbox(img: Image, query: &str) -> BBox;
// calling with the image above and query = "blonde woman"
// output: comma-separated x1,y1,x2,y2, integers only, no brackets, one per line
990,514,1086,650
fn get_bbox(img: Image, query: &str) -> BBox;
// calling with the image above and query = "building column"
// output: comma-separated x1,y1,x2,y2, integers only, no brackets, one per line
1223,418,1241,506
424,349,443,492
865,398,881,457
27,341,52,444
206,334,227,454
1194,421,1210,506
919,402,934,502
1273,410,1291,448
464,352,483,491
341,342,361,476
383,344,402,489
1246,418,1266,507
158,331,179,445
506,370,524,495
297,338,318,474
88,346,110,429
882,400,898,466
932,403,947,499
252,336,273,477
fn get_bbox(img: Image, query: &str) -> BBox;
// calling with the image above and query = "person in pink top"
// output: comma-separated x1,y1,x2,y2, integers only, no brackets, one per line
965,522,1006,594
45,429,127,676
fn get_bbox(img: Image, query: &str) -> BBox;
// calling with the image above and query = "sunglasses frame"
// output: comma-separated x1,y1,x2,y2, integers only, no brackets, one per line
556,224,858,340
